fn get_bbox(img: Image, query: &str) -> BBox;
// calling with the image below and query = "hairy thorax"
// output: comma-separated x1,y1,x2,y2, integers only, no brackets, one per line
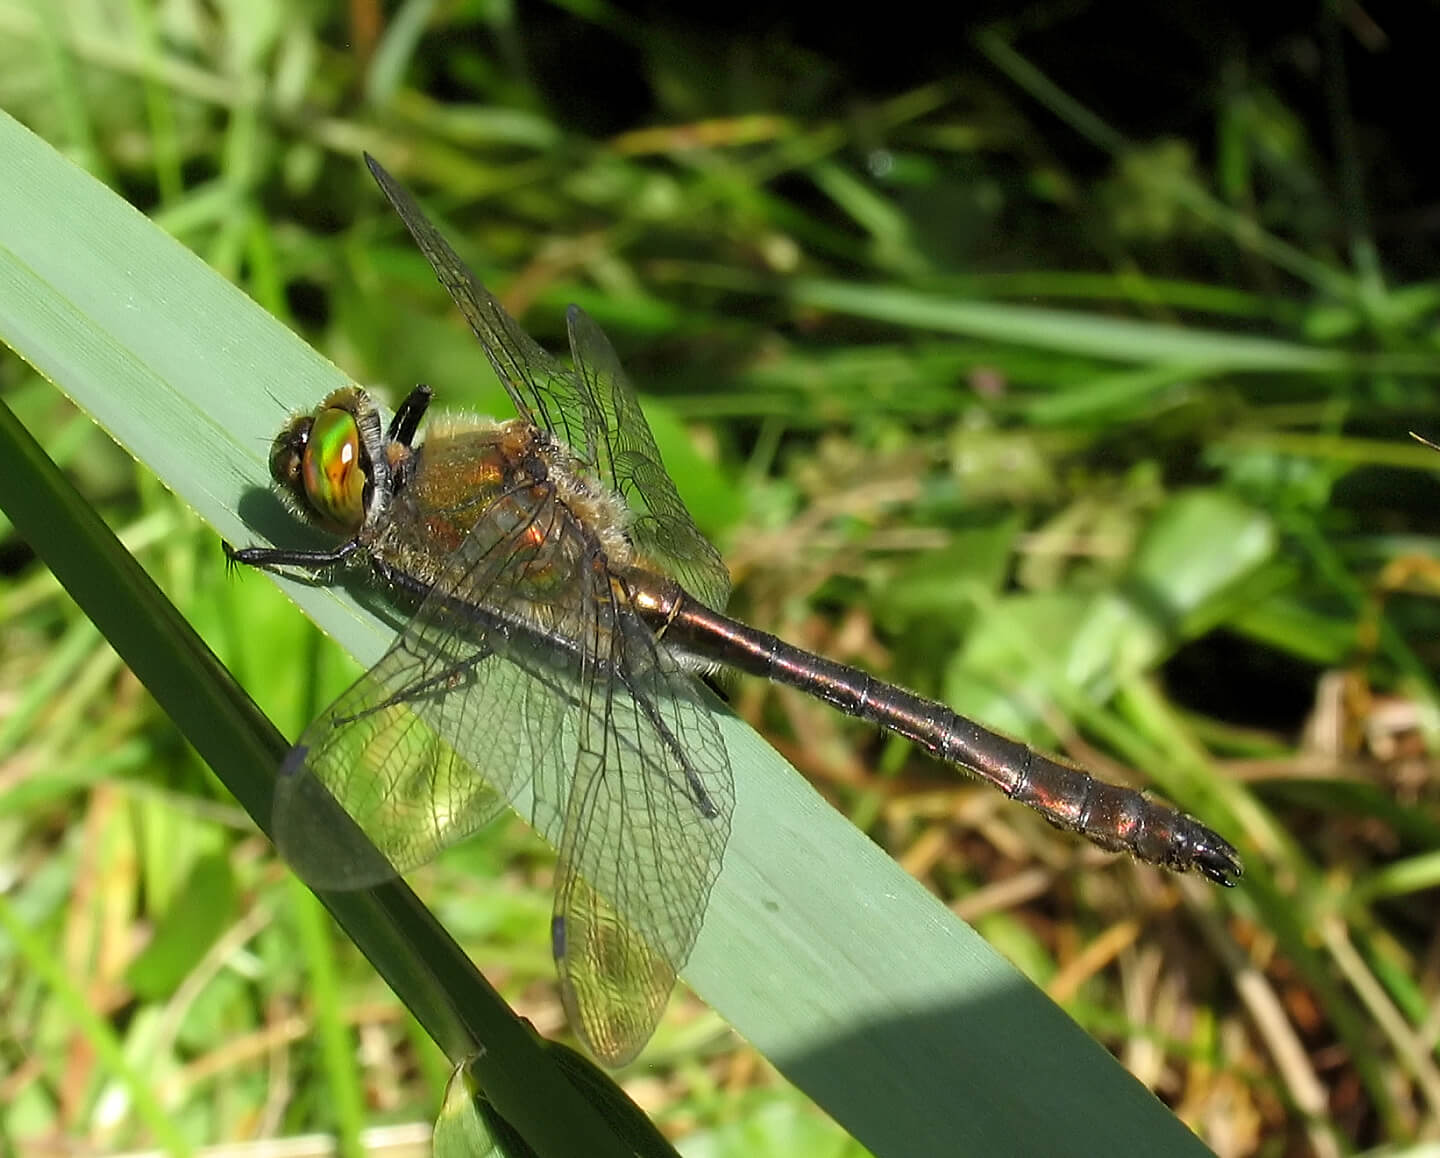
367,416,637,632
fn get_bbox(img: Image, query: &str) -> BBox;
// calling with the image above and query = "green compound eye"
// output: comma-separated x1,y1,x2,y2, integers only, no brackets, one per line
302,406,366,532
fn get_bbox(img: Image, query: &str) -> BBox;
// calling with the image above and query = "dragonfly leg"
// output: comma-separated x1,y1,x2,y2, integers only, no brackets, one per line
331,647,495,724
618,666,721,819
386,384,433,447
223,537,363,570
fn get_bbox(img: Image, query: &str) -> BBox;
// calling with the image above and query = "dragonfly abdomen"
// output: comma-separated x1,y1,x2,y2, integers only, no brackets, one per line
664,591,1240,885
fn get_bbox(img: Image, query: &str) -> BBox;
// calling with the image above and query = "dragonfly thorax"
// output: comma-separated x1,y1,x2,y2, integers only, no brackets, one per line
366,414,636,601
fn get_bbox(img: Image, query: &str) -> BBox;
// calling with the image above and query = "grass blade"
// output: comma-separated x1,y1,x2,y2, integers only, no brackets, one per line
0,109,1227,1156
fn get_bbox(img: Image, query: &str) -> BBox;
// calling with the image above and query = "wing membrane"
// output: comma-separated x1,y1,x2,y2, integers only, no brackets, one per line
364,155,731,613
364,154,590,448
272,651,509,890
554,592,732,1064
566,306,731,612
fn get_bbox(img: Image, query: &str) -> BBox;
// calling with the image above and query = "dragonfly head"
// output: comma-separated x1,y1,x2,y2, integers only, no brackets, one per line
269,386,391,536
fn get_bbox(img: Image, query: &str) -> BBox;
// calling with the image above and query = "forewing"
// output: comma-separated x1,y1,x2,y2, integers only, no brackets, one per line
364,156,731,613
364,154,589,448
551,598,733,1065
566,306,731,612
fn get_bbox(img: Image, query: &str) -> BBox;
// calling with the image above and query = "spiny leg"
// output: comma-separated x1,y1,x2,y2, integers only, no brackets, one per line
223,537,363,571
387,384,433,446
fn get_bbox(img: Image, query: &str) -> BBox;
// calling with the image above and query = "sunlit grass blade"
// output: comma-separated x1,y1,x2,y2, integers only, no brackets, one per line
0,109,1232,1155
789,279,1355,372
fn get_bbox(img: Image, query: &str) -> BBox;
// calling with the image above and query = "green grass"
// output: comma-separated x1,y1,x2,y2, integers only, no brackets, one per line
2,3,1439,1156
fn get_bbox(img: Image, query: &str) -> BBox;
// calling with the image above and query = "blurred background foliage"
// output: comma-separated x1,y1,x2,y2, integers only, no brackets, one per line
3,1,1440,1155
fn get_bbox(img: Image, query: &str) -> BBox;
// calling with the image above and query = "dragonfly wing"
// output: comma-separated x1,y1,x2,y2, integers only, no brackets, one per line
551,601,733,1065
272,642,509,890
566,306,731,612
364,157,730,612
364,155,590,450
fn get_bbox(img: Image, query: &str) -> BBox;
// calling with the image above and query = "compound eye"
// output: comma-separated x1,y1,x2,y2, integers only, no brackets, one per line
300,406,366,533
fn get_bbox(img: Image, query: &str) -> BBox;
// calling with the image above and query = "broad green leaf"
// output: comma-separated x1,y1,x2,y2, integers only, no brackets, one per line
0,111,1220,1157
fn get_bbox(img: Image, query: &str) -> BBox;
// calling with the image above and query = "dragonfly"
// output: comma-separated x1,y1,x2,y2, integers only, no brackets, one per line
227,154,1242,1067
